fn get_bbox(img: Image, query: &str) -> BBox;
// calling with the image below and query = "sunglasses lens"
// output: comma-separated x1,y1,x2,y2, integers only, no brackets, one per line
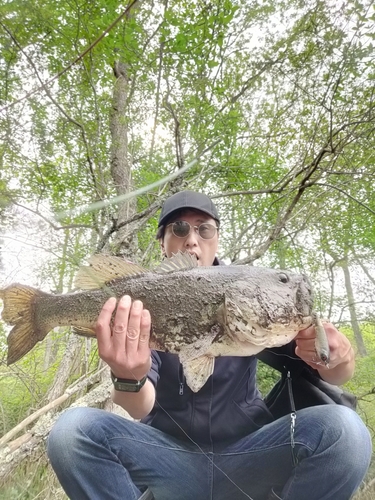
169,221,217,239
172,221,191,237
198,223,216,239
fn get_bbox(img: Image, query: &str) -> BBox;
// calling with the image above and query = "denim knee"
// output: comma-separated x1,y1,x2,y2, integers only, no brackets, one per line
47,407,99,464
298,405,372,477
322,405,371,454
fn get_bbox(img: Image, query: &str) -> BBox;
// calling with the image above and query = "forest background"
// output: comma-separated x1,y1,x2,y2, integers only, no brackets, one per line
0,0,375,498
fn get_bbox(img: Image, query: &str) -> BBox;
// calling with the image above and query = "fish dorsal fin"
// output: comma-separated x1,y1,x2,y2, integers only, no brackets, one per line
154,251,198,274
75,254,147,290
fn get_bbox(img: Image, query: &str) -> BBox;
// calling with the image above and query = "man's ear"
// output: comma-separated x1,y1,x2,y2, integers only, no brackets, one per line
160,239,166,257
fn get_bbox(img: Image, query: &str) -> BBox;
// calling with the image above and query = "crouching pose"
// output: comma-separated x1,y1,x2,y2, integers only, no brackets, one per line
48,191,371,500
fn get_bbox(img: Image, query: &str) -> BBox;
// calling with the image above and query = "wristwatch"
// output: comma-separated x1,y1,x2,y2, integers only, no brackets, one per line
111,372,148,392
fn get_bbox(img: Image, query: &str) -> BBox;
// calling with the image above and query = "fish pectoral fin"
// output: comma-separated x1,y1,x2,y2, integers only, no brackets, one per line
72,326,96,337
181,355,215,393
153,251,198,274
178,325,220,392
75,255,147,290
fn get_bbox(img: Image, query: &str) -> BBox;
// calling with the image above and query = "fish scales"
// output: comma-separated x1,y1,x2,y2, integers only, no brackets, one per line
111,269,225,350
0,252,316,392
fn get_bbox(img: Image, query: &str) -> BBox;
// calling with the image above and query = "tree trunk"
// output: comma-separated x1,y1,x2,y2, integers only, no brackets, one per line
0,375,128,483
105,3,142,258
43,335,54,371
342,261,367,356
46,334,83,402
107,60,138,258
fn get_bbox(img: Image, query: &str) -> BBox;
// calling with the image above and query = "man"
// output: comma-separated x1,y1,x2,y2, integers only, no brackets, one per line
48,190,371,500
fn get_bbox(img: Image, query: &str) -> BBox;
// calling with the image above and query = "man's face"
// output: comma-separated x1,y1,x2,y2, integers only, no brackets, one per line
161,209,219,266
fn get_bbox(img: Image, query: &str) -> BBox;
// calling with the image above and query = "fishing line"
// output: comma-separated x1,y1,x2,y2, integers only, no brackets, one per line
73,262,303,497
263,349,326,367
55,138,221,221
155,399,255,500
123,364,253,499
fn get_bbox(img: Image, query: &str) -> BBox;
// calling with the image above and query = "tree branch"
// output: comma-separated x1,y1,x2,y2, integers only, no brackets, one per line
0,0,141,113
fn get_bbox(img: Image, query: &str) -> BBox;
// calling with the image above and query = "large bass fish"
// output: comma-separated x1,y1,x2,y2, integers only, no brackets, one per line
0,252,318,392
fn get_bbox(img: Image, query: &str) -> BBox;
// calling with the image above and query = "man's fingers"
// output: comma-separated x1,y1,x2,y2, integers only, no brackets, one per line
111,295,131,351
96,296,151,379
139,309,151,350
125,300,143,355
96,297,117,355
296,325,316,339
295,338,315,351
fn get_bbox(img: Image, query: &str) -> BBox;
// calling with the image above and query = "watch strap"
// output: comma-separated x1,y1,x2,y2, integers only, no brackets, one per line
111,372,148,392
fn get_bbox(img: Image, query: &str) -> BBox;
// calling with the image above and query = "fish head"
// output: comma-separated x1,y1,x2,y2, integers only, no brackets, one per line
222,267,314,349
254,268,314,325
244,266,314,321
266,269,315,319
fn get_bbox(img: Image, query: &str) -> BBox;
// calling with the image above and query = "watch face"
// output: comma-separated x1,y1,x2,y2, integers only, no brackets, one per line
111,373,147,393
116,381,140,392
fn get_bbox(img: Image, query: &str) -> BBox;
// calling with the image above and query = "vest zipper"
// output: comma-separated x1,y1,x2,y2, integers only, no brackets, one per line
178,363,185,395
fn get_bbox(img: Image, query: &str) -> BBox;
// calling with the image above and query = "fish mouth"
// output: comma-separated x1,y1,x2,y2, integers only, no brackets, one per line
301,314,313,326
296,276,314,319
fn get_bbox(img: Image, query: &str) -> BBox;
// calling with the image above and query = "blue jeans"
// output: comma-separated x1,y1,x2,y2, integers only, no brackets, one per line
47,405,371,500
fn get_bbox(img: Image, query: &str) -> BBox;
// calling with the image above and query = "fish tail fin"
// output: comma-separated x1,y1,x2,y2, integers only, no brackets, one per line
1,284,48,365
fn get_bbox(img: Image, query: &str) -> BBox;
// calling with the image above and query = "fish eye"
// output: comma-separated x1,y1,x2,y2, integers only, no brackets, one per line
278,273,289,284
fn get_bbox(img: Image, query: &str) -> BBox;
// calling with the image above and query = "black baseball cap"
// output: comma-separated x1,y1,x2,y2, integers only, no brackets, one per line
158,190,220,227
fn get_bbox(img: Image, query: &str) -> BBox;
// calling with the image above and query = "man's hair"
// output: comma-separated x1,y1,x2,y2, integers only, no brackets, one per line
156,225,165,241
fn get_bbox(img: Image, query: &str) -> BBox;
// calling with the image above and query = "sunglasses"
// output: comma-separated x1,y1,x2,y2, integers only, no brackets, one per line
166,220,219,240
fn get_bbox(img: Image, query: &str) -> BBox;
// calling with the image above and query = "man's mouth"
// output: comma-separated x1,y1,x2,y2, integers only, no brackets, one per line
187,252,200,263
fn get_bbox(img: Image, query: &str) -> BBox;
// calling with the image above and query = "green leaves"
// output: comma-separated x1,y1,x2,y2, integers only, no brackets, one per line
0,1,375,491
0,0,374,309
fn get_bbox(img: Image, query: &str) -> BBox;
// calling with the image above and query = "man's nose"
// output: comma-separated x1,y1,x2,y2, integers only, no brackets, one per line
184,229,199,246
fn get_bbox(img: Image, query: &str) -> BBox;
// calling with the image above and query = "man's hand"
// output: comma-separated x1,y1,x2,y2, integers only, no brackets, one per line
96,295,152,381
295,322,355,385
